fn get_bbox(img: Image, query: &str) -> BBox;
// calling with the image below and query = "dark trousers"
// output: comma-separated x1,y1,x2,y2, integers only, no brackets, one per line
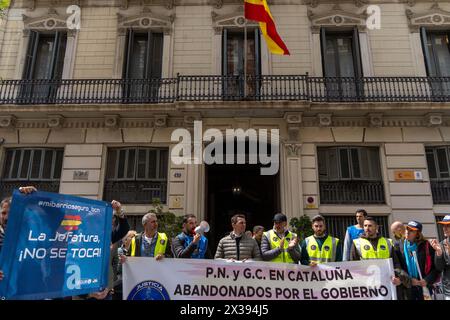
410,286,424,300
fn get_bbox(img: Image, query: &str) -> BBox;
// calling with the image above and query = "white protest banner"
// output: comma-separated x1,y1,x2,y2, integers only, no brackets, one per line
123,258,397,300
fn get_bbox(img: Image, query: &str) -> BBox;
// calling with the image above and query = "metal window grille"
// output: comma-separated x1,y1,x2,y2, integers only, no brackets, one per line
103,147,168,204
0,148,63,199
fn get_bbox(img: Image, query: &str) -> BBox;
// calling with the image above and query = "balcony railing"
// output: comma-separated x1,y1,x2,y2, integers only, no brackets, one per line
431,180,450,204
1,75,450,105
319,181,385,204
0,181,60,200
103,181,167,204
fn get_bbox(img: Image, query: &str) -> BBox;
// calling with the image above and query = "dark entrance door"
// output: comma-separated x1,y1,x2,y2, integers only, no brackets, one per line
205,163,280,255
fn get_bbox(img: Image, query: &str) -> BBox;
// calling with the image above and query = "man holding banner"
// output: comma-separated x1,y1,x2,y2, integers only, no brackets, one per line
350,216,403,289
0,189,113,300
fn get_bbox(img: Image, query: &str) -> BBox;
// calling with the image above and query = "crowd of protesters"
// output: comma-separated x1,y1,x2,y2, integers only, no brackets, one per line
0,187,449,300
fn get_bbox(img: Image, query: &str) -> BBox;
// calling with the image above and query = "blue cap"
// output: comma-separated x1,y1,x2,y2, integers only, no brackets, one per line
406,220,422,232
438,215,450,225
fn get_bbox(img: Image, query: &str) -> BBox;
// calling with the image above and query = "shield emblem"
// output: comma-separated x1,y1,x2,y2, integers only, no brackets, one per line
311,245,317,250
364,245,370,250
160,239,166,245
324,246,330,251
286,238,291,242
380,245,386,250
273,237,278,242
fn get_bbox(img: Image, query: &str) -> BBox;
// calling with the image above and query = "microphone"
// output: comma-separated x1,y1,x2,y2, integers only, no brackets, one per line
194,221,210,235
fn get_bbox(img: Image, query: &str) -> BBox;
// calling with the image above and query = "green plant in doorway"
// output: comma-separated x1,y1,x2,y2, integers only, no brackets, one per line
289,215,313,242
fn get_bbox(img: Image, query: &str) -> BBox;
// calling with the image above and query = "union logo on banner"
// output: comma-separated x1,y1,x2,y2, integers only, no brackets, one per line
60,215,82,231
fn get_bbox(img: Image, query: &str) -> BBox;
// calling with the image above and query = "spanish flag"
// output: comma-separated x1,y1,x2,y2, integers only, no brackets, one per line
244,0,290,55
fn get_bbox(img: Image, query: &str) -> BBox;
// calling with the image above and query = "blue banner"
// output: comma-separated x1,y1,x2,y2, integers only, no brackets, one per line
0,190,113,300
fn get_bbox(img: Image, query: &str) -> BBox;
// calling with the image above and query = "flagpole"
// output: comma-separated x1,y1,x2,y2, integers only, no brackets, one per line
244,17,247,98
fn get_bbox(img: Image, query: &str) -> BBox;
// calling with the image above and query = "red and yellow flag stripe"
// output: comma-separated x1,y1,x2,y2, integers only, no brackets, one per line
244,0,290,55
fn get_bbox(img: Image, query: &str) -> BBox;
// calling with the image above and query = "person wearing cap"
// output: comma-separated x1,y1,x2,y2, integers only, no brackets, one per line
214,214,261,261
261,213,302,264
430,215,450,300
395,220,438,300
172,214,211,259
343,209,367,261
301,215,342,265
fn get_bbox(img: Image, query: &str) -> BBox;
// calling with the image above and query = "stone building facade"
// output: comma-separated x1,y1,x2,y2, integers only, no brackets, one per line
1,0,450,245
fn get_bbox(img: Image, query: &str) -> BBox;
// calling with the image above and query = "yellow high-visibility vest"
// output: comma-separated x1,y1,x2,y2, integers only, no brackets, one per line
353,237,392,259
305,235,339,263
265,229,296,263
130,232,168,257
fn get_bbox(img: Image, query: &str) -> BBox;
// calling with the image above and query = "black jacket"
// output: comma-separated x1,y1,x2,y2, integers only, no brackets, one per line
395,239,439,294
171,232,212,259
111,216,130,245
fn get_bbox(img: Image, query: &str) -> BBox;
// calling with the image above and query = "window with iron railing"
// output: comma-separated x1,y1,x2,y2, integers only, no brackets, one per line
318,146,385,204
103,147,168,204
425,146,450,204
0,148,64,199
122,30,164,103
324,215,389,242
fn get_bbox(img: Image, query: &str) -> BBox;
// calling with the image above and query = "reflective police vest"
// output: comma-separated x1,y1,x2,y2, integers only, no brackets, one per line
177,232,208,259
265,229,297,263
130,232,168,257
305,235,339,263
353,237,393,259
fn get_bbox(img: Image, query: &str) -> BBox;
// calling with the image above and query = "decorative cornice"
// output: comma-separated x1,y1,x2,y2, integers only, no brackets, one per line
117,7,175,35
212,6,258,34
308,4,368,31
318,113,332,127
406,3,450,32
22,8,70,31
368,113,383,127
47,115,65,129
105,114,120,128
426,112,443,126
0,115,16,129
154,114,168,128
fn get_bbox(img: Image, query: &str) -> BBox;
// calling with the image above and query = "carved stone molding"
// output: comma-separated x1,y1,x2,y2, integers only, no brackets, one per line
318,114,332,127
406,3,450,32
368,113,383,128
212,7,258,34
105,115,120,128
47,115,65,129
426,112,443,126
23,8,70,31
183,113,202,127
308,4,367,31
284,112,302,141
117,7,175,35
154,114,168,128
211,0,224,9
285,143,302,157
0,115,16,129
